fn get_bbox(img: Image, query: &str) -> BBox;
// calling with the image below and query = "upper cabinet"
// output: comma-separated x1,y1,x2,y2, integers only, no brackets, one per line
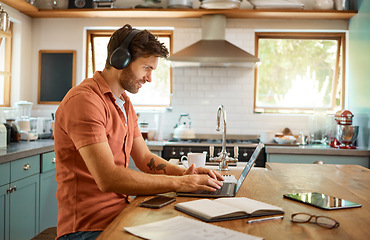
1,0,357,20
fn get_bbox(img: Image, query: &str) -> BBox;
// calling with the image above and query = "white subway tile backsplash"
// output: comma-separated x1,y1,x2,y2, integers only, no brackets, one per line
155,27,313,139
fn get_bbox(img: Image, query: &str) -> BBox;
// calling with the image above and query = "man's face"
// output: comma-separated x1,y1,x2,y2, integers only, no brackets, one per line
119,56,158,94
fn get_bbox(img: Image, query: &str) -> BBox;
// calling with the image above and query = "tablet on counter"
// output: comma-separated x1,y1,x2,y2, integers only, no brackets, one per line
283,192,362,210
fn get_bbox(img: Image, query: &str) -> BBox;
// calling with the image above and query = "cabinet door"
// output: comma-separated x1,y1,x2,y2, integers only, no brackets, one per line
0,185,9,240
39,169,58,232
9,174,39,240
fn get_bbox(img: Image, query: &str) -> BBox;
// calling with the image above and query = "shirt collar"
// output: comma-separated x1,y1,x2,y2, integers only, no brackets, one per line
92,71,131,103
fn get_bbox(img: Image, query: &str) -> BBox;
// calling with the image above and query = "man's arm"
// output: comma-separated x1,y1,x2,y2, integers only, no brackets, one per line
130,136,224,180
130,136,187,176
78,141,223,196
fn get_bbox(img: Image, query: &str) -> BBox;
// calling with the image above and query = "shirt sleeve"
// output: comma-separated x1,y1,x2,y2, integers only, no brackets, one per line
60,92,108,150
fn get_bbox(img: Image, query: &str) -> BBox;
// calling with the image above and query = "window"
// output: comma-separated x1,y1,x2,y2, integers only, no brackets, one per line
0,22,12,107
255,32,345,114
86,29,172,108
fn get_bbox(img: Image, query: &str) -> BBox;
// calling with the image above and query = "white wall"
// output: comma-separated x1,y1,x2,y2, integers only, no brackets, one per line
2,5,353,139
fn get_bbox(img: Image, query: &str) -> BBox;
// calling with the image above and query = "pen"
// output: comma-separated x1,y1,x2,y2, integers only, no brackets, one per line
247,216,284,224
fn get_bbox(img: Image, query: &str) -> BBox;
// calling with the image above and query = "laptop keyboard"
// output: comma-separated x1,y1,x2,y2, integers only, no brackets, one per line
201,183,232,195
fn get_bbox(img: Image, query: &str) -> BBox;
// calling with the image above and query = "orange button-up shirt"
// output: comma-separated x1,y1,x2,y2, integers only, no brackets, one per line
54,71,141,238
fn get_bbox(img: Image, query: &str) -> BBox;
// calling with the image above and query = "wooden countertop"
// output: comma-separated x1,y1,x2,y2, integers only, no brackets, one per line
97,163,370,240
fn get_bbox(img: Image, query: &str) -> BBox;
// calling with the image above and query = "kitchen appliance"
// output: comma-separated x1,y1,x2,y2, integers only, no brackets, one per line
3,109,20,142
199,0,242,9
331,110,359,149
167,0,192,8
15,101,33,118
173,114,196,139
4,123,11,145
16,117,38,141
248,0,304,9
169,14,259,67
135,0,162,8
14,101,38,141
162,138,266,167
36,0,54,9
313,0,334,10
35,117,53,138
68,0,94,8
334,0,349,10
93,0,115,8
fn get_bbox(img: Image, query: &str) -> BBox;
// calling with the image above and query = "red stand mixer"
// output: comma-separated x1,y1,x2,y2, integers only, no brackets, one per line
330,110,359,149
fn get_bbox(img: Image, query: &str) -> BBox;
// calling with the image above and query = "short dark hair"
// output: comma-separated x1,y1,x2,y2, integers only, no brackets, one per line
105,24,169,69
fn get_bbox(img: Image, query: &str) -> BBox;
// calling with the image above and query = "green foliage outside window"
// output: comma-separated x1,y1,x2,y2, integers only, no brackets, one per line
256,33,344,114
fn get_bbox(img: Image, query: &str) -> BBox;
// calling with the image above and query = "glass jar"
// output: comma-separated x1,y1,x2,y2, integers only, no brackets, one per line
313,0,334,10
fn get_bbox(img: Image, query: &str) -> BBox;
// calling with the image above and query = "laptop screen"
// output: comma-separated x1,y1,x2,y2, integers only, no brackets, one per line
235,143,264,192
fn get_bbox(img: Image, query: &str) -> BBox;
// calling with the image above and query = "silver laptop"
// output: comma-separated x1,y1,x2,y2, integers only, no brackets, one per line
177,143,264,198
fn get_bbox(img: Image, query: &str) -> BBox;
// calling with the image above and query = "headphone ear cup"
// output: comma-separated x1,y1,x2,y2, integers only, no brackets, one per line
110,47,131,70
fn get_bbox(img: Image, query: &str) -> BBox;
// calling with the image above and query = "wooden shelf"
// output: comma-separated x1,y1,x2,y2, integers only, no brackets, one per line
2,0,357,20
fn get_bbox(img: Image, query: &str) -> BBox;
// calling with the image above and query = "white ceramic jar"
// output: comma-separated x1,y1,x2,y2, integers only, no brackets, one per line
313,0,334,10
0,124,7,149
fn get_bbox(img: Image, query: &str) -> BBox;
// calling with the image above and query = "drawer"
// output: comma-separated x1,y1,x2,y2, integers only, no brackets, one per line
41,151,56,173
11,155,40,182
0,162,10,186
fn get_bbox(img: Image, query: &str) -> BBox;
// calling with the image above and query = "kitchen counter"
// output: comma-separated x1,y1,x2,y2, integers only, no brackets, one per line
145,140,165,151
0,139,165,165
0,139,55,164
265,144,370,157
2,140,369,165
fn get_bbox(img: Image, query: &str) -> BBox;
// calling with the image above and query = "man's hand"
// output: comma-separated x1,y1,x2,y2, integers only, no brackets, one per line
177,173,223,193
184,163,225,181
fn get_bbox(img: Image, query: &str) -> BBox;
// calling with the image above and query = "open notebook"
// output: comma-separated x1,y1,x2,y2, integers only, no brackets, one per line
177,142,264,198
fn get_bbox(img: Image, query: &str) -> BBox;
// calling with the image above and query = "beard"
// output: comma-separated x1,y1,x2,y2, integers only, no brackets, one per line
119,66,144,94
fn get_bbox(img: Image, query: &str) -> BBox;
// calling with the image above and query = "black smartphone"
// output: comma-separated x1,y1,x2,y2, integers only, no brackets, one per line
139,196,176,209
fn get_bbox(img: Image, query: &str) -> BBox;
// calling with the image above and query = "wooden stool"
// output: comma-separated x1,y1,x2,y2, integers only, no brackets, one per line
31,227,57,240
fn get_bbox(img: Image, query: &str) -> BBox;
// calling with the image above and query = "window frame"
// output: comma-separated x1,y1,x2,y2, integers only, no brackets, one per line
85,29,173,108
254,32,345,114
0,22,12,107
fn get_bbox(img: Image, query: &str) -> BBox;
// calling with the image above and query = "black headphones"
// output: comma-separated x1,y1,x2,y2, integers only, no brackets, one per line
110,29,141,70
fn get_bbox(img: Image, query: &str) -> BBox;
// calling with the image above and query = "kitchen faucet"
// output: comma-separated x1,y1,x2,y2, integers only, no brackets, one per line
209,105,238,171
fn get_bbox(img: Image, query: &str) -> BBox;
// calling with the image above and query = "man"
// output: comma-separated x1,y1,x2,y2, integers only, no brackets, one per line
54,24,223,240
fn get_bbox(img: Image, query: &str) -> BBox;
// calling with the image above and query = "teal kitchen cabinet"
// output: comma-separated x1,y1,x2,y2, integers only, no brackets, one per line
265,146,370,168
9,174,40,240
0,162,10,240
39,151,58,232
267,153,369,167
0,156,41,240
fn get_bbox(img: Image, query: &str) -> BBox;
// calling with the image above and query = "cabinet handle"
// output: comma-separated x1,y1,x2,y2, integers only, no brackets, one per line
23,164,31,170
52,158,56,163
6,186,16,194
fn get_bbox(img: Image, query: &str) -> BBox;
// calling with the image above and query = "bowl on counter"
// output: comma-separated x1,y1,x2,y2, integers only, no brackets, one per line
274,135,296,144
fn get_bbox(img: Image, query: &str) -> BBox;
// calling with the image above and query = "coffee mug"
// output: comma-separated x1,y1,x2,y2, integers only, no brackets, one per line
260,131,275,144
180,152,206,168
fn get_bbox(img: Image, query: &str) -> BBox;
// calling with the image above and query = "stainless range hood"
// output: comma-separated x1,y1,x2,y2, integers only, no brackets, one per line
169,14,260,68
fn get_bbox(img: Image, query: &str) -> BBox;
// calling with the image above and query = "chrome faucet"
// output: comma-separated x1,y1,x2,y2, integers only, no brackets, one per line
209,105,238,171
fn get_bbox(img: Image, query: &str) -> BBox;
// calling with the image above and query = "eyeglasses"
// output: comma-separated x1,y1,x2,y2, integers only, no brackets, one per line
291,213,340,229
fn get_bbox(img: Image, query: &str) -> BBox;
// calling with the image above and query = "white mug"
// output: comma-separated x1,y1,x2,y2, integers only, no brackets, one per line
260,131,275,144
180,152,206,168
